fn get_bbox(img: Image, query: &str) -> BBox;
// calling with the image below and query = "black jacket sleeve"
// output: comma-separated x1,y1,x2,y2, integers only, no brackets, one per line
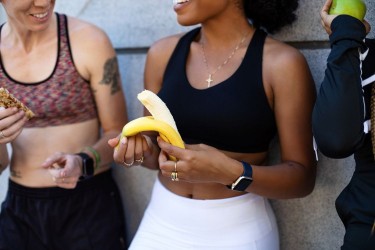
312,15,368,159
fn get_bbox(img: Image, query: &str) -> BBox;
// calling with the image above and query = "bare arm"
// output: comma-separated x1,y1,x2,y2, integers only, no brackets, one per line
69,17,128,171
0,144,8,174
109,35,182,170
42,18,128,189
157,41,317,199
0,107,28,172
249,43,317,198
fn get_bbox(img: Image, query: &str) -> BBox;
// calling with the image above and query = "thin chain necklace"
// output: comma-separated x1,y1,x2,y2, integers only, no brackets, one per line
200,32,249,88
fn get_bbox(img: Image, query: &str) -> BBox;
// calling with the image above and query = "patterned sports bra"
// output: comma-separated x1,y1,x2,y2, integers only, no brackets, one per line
0,13,98,128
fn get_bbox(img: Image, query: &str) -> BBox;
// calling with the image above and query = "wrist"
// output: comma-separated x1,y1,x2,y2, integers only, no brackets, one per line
76,152,95,180
82,146,101,171
227,161,253,192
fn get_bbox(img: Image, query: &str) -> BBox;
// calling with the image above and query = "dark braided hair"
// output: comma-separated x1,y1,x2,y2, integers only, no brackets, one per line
243,0,299,34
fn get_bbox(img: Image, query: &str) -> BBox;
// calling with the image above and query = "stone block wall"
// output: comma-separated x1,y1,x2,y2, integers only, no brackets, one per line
1,1,374,249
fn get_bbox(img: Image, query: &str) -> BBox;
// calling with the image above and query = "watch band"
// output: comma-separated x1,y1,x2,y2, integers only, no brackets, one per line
76,152,95,179
227,161,253,191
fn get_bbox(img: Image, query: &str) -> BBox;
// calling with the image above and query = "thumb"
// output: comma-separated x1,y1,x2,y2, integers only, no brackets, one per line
157,136,185,160
108,137,120,148
41,152,64,169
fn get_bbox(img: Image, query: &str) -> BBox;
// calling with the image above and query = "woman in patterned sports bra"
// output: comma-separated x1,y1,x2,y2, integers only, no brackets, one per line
109,0,316,249
0,0,128,249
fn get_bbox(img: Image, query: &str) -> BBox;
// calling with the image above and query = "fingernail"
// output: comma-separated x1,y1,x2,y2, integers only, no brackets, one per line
121,137,126,145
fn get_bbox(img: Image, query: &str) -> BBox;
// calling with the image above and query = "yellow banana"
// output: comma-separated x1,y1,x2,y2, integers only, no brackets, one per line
121,90,184,161
137,89,179,132
122,116,184,149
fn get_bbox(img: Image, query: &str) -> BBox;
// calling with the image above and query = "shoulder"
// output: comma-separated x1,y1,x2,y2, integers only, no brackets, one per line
144,31,188,89
65,15,114,50
264,36,307,70
63,15,116,80
262,36,314,100
263,36,310,83
147,32,187,63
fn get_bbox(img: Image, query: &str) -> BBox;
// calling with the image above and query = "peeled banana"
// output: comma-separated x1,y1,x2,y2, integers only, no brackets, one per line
121,90,185,161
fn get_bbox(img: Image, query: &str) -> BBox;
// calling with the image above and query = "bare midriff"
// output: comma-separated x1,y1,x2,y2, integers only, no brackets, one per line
9,119,105,187
159,150,268,200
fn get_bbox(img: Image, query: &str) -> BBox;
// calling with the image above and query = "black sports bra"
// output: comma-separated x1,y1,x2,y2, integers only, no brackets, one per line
158,27,276,153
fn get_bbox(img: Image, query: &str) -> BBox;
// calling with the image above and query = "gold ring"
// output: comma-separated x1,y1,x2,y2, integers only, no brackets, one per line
123,160,134,167
135,156,144,164
171,171,179,181
0,130,6,139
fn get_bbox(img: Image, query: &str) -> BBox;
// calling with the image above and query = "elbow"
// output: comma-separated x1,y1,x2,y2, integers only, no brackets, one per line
0,159,9,173
317,144,354,159
313,131,360,159
0,146,9,171
285,161,317,199
298,165,317,198
312,124,362,159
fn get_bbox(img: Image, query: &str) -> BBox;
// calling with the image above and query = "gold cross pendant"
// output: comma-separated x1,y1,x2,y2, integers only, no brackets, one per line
206,74,213,88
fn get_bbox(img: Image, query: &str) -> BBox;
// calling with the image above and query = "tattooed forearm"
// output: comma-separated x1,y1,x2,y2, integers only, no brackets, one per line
10,169,22,178
99,57,121,95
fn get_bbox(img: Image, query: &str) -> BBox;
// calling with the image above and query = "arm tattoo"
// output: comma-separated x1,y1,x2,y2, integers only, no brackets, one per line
99,57,121,95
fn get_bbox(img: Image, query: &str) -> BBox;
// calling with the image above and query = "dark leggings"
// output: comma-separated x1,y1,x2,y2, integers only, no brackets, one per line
336,173,375,250
0,170,127,250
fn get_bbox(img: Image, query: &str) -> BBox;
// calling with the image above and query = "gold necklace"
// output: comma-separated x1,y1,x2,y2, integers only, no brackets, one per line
200,32,249,88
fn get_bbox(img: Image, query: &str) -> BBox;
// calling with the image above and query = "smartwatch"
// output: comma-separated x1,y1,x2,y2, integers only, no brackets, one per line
76,152,95,179
227,161,253,191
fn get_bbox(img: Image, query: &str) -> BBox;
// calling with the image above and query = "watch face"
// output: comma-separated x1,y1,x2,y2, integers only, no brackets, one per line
84,157,95,176
78,153,94,177
233,176,252,191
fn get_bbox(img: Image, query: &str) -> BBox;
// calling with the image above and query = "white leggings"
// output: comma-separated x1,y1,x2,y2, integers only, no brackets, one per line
129,177,279,250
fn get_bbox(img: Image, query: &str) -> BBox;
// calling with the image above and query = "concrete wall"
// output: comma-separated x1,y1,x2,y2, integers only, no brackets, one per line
1,1,374,249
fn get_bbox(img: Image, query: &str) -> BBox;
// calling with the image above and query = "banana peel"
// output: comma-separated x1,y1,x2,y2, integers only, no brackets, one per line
120,90,184,161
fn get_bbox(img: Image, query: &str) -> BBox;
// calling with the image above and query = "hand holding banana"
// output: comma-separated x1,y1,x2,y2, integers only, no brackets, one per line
120,90,185,161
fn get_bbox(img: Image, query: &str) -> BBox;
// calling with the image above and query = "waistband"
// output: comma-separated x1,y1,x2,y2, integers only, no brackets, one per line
7,169,114,199
153,176,262,208
141,177,277,243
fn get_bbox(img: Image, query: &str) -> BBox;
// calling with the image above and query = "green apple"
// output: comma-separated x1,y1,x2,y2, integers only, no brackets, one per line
329,0,367,20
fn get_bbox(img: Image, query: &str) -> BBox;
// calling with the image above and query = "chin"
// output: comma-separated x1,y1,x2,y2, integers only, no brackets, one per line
176,17,199,27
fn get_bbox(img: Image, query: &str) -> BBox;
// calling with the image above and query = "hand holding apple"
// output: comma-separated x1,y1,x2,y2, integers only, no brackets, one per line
320,0,370,35
329,0,367,21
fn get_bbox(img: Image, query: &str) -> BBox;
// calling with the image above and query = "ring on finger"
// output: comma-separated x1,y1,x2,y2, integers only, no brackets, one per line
174,161,178,172
0,130,6,139
135,156,144,164
123,160,134,167
171,171,179,182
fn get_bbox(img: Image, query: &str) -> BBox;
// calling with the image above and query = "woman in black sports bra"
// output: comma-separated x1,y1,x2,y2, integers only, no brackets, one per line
110,0,317,249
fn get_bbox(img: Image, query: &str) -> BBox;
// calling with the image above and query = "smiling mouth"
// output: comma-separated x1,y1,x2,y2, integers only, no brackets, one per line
31,12,49,19
174,0,190,4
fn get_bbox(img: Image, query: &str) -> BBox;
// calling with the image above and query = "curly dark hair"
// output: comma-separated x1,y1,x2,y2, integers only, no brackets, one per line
243,0,299,34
